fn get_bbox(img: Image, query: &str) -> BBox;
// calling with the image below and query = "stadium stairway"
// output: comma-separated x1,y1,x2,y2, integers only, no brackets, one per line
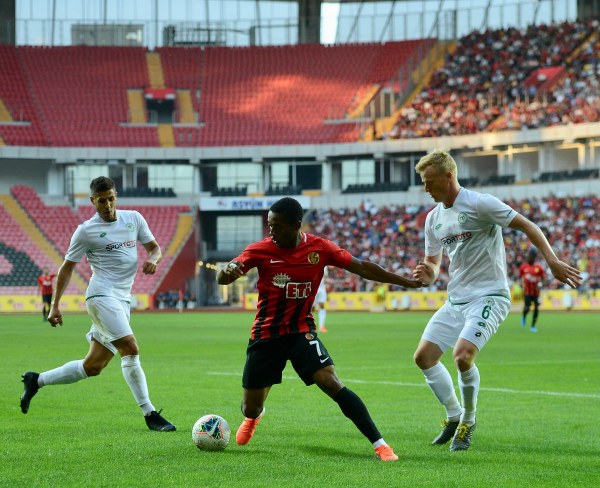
146,52,165,88
0,194,87,293
0,99,11,121
363,40,456,141
158,123,176,147
165,214,194,257
176,90,196,124
127,90,147,123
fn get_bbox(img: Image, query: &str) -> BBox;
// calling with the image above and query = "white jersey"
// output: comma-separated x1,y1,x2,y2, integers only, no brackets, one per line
65,210,155,301
424,188,517,303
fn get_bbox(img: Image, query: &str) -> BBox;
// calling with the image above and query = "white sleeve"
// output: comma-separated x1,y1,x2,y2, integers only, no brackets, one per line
424,210,442,257
136,212,156,244
64,225,86,263
476,193,517,227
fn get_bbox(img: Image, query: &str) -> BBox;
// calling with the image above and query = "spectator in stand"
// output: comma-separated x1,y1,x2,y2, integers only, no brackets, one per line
519,248,546,332
37,268,56,321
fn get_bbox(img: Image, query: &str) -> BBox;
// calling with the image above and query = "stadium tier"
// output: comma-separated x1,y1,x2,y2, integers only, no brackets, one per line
0,40,433,147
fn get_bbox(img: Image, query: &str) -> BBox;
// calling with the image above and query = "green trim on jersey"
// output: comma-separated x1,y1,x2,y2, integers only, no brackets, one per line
85,295,131,304
449,293,510,306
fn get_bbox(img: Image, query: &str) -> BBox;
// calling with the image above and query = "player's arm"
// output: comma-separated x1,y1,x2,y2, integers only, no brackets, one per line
345,257,422,289
48,260,77,327
142,240,162,275
217,261,244,285
412,251,442,285
509,214,581,289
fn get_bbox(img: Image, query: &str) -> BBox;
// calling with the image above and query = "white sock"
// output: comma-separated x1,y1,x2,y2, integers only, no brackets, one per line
318,309,326,328
121,355,155,415
372,438,387,448
458,365,480,425
38,360,87,386
422,362,463,420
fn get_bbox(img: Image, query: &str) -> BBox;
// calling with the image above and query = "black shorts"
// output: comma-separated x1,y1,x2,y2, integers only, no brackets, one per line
42,294,52,305
242,332,334,389
524,295,540,307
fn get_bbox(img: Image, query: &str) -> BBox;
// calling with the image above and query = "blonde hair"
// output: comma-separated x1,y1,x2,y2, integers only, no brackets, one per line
415,150,458,177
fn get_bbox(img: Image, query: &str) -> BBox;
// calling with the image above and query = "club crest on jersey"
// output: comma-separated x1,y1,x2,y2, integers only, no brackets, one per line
307,252,320,264
458,212,468,225
126,223,135,232
272,273,291,288
305,333,314,340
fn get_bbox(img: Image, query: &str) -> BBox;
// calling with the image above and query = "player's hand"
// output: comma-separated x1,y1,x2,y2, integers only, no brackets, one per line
142,261,157,275
549,259,582,289
47,307,63,327
412,261,434,285
224,261,244,279
404,278,424,289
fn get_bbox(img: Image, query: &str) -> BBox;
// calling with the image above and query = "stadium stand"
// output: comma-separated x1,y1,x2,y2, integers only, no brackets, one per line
15,46,158,147
390,19,599,138
0,45,48,146
0,41,434,147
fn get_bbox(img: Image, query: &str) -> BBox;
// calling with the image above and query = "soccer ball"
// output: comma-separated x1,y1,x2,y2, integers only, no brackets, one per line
192,414,231,451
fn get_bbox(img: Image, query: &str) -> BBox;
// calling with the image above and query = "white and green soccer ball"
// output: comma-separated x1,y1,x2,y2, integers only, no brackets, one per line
192,414,231,451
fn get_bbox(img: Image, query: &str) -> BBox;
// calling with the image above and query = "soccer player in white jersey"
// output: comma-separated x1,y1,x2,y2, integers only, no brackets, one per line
411,150,581,451
20,176,176,432
313,266,329,332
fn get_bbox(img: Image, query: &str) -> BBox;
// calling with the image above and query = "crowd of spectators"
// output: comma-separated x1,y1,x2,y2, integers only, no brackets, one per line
389,19,599,139
305,195,599,294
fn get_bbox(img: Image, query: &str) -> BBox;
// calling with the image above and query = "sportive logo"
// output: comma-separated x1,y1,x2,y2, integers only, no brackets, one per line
105,240,136,251
270,259,284,263
441,231,472,246
99,232,107,238
435,224,442,230
319,356,330,363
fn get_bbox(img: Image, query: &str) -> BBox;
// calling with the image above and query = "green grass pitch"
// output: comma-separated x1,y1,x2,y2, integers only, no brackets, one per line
2,311,599,487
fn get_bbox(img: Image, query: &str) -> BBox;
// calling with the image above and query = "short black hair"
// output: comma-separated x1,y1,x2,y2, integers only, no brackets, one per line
90,176,115,195
270,197,303,225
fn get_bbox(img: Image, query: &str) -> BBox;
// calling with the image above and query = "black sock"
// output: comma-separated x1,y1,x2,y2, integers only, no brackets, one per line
333,387,381,443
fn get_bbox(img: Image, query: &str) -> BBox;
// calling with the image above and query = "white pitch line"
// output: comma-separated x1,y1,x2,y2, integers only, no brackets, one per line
207,371,600,399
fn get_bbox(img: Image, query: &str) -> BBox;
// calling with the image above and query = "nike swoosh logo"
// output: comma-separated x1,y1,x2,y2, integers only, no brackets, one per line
270,259,284,263
319,357,330,363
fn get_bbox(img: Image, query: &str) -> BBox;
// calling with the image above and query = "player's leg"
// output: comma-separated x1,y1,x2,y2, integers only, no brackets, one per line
317,301,328,332
236,387,270,445
522,296,531,326
530,296,540,331
450,296,510,451
289,334,397,460
236,338,283,445
415,304,464,444
20,338,110,414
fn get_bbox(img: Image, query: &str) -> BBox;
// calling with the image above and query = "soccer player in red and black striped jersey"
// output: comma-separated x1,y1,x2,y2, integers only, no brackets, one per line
218,197,422,461
519,249,546,332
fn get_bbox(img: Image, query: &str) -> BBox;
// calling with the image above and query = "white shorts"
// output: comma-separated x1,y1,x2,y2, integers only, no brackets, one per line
421,296,511,352
85,296,133,354
315,288,327,304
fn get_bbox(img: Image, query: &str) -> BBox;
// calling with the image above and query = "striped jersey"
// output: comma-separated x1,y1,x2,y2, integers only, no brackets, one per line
234,233,352,339
519,262,545,296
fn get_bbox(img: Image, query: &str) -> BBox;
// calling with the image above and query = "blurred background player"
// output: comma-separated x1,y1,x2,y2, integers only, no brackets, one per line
20,176,176,432
313,266,329,332
519,248,545,332
37,268,56,321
